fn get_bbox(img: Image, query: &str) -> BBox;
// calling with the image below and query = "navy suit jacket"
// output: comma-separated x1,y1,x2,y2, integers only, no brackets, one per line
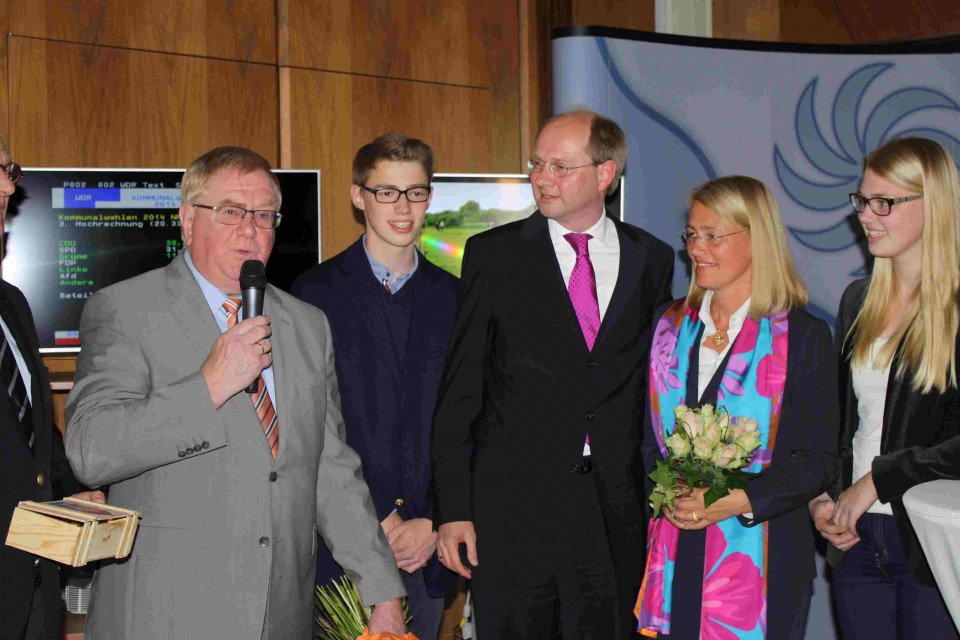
0,279,85,640
293,239,458,596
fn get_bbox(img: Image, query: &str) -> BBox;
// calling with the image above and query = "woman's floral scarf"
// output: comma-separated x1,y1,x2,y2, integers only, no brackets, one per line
635,300,788,639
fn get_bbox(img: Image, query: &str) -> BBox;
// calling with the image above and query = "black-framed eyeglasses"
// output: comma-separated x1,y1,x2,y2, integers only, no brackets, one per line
849,193,923,217
191,203,282,229
526,158,597,178
359,185,432,204
1,162,22,185
678,229,749,247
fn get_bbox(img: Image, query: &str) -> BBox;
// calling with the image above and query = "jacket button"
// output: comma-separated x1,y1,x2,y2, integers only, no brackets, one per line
259,536,270,547
36,473,45,486
178,450,186,458
269,471,278,482
586,359,597,368
185,447,195,455
569,464,579,473
201,440,210,449
395,498,405,507
585,411,596,420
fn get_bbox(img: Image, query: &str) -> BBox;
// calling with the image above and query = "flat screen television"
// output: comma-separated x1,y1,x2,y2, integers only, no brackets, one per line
421,173,625,277
4,168,321,352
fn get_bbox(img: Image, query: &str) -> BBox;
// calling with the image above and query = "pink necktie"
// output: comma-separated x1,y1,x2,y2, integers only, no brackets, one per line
564,233,601,351
223,297,280,458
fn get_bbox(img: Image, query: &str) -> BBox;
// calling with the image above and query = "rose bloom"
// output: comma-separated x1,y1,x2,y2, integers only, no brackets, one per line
730,417,759,439
712,443,741,469
666,432,691,457
703,421,722,447
692,435,715,461
682,412,705,439
735,430,762,452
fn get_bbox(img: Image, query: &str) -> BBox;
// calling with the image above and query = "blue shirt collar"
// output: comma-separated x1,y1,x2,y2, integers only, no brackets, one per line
361,234,419,294
183,250,236,320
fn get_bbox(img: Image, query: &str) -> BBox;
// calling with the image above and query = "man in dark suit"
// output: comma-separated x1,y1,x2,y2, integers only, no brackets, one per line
0,137,104,640
432,111,674,638
294,134,458,639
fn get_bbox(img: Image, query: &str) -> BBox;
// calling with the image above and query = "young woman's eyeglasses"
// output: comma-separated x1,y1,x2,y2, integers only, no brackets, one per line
849,193,922,217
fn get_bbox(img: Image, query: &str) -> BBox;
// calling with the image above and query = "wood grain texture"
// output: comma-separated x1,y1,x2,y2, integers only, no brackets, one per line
832,0,960,43
571,0,654,31
8,37,278,168
282,68,506,258
280,0,502,88
11,0,276,63
779,0,853,44
713,0,780,41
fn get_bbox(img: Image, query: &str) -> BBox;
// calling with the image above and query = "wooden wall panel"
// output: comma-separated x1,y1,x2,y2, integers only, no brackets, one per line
283,68,499,258
571,0,654,32
779,0,852,44
281,0,492,87
832,0,960,43
11,0,276,64
713,0,780,41
8,37,278,168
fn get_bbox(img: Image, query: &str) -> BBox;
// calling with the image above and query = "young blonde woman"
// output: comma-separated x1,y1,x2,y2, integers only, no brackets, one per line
811,137,960,639
637,176,839,639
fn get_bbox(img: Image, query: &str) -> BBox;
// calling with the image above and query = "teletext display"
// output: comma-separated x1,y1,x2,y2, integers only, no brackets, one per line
4,169,320,352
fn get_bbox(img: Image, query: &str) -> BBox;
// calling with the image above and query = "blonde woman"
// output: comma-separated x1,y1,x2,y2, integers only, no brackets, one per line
809,137,960,639
637,176,839,639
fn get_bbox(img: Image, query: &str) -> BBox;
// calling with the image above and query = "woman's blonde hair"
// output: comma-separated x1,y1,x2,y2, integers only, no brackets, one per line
848,137,960,393
686,175,808,319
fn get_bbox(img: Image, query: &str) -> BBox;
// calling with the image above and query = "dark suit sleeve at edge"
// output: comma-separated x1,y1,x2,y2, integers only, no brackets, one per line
743,314,840,524
431,237,490,526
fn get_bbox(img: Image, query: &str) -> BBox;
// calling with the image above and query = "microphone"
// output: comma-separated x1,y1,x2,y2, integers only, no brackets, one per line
239,260,267,394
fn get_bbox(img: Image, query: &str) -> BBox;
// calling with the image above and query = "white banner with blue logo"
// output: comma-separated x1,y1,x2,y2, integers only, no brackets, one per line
554,28,960,324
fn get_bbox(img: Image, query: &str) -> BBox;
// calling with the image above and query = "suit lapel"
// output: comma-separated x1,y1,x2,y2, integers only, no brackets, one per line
595,220,646,351
265,286,294,460
343,243,404,386
0,285,49,452
521,212,593,355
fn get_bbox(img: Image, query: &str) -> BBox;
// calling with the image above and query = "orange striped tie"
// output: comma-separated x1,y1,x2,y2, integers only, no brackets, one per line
223,297,280,458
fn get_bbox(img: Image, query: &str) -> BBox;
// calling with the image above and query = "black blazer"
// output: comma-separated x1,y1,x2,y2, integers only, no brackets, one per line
431,211,674,634
641,305,840,590
0,279,84,640
293,239,458,596
830,278,960,584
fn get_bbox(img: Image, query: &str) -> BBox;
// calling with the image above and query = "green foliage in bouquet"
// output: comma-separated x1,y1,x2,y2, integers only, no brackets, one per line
315,574,410,640
649,403,763,514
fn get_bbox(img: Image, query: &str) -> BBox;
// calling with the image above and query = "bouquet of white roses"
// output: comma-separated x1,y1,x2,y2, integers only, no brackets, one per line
648,403,763,515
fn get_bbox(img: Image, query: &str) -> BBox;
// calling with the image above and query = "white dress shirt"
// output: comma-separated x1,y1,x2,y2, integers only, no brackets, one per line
547,212,621,455
697,291,751,400
852,337,893,516
547,213,620,320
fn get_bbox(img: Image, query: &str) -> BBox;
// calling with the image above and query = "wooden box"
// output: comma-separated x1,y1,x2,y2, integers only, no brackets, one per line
5,498,139,566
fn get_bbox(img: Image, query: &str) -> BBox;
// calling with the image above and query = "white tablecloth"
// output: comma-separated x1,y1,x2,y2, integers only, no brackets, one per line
903,480,960,629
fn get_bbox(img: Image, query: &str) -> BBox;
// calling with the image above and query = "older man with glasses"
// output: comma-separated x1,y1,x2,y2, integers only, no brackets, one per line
0,138,105,640
65,146,405,639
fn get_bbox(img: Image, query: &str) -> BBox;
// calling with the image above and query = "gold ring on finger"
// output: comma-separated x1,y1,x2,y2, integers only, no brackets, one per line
692,510,699,523
258,341,266,355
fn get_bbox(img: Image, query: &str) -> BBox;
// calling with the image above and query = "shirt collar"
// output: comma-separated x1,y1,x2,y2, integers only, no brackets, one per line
547,212,617,248
184,249,235,319
361,234,419,292
700,289,751,334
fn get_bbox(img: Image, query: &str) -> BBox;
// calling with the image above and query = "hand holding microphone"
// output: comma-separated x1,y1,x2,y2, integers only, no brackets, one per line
201,260,273,408
240,260,268,393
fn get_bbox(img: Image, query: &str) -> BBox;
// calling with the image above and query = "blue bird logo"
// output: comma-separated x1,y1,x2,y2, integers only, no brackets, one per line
775,63,960,256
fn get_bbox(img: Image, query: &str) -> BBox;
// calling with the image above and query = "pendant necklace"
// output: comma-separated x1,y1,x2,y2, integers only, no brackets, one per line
712,329,728,347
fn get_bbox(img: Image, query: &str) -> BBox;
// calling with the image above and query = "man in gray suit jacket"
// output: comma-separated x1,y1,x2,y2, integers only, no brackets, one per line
65,147,406,639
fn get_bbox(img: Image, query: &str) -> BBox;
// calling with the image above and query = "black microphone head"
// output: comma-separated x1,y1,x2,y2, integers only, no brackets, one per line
239,260,267,289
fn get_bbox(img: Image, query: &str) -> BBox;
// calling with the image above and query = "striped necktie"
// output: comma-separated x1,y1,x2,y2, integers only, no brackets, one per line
223,297,280,458
0,330,33,449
